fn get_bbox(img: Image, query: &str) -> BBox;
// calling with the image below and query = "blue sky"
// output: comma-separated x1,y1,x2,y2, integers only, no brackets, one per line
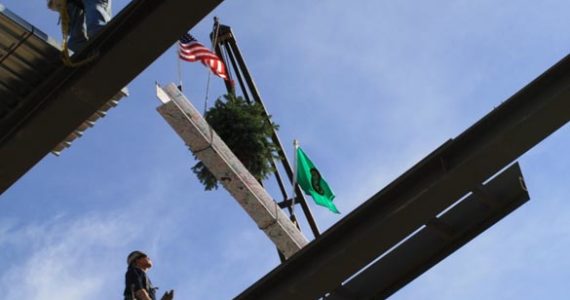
1,0,569,299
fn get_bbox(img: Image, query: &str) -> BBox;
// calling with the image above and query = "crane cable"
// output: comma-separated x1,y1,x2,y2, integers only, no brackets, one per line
202,20,222,116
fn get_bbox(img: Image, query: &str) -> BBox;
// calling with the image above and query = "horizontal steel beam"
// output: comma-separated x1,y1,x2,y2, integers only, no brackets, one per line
0,0,224,195
236,54,570,300
326,162,529,300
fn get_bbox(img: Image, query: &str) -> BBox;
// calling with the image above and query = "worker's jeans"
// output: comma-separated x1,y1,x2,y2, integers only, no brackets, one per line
67,0,112,52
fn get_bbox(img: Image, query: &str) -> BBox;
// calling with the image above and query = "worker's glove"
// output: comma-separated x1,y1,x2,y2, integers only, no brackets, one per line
160,290,174,300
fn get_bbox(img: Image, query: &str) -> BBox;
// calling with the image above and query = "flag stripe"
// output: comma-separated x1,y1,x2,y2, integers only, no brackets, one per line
178,33,229,80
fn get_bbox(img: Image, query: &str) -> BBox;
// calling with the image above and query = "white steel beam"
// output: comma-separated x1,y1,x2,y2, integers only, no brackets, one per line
156,83,308,259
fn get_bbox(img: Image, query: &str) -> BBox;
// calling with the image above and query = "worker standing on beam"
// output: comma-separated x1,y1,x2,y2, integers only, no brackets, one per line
124,251,174,300
48,0,112,52
65,0,111,51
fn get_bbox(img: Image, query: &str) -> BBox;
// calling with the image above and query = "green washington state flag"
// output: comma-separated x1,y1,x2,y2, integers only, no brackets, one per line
296,147,339,214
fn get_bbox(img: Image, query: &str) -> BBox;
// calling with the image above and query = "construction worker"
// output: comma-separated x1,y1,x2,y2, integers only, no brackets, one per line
48,0,112,52
124,250,174,300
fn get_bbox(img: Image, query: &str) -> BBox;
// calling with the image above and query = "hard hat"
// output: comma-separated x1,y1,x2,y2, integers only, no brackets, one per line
127,250,147,265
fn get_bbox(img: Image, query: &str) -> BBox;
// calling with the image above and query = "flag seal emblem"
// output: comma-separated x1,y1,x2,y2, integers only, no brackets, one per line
310,168,325,195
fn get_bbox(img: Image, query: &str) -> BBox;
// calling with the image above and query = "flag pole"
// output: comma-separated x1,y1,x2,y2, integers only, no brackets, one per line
176,41,183,91
291,139,300,219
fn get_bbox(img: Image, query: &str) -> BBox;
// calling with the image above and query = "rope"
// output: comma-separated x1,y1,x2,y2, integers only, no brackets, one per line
192,143,213,155
58,0,99,67
258,199,281,231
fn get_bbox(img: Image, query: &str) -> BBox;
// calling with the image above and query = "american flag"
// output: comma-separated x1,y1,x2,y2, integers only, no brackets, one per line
178,33,229,81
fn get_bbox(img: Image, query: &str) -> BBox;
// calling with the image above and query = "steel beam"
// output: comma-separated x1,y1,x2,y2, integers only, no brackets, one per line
325,163,529,300
235,54,570,300
214,25,322,239
156,83,308,259
0,0,224,195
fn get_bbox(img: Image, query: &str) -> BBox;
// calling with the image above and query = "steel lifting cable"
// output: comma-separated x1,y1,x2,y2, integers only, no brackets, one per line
203,17,236,113
202,21,221,116
201,18,224,147
172,21,222,168
187,20,222,167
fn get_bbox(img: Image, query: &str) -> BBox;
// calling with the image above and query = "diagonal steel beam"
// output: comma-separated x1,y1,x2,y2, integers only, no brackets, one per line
325,162,529,300
236,54,570,300
0,0,224,195
156,83,308,258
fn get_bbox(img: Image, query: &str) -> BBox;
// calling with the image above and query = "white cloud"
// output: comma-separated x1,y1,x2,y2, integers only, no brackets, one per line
1,1,569,299
0,214,138,300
